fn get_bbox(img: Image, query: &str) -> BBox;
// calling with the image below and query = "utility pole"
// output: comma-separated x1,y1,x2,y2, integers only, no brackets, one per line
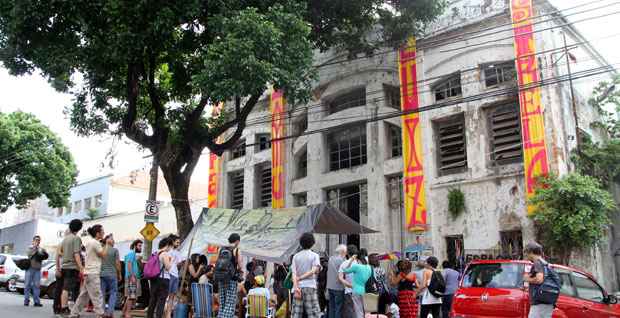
144,154,159,257
563,31,581,154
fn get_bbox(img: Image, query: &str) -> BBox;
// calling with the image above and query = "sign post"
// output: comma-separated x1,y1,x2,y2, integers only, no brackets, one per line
144,156,159,257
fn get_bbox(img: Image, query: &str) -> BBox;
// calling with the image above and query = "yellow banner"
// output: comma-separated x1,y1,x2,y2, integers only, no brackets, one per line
207,103,224,209
270,90,286,208
510,0,550,214
398,37,427,232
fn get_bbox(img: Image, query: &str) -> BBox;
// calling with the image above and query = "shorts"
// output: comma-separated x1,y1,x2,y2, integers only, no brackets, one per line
125,279,141,300
169,275,179,294
61,269,80,292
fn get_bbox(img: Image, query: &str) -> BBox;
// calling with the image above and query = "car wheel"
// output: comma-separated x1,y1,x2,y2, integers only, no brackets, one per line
7,278,17,292
46,282,56,299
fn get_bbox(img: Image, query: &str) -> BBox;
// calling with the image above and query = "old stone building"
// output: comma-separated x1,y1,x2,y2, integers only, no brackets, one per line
211,0,619,290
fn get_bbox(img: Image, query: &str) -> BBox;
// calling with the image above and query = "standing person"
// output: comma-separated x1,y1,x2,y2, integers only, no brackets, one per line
164,235,183,318
24,235,48,307
368,253,388,314
327,245,347,318
214,233,242,318
147,237,174,318
441,261,459,318
389,260,419,318
58,219,84,316
420,256,442,318
70,225,108,318
100,234,121,318
341,249,372,318
291,232,321,318
338,245,359,318
523,242,559,318
123,239,143,318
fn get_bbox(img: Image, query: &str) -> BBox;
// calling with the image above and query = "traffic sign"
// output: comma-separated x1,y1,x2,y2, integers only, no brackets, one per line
144,200,160,222
140,223,160,241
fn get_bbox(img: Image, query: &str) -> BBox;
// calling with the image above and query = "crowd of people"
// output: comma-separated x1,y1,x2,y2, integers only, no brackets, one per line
19,220,483,318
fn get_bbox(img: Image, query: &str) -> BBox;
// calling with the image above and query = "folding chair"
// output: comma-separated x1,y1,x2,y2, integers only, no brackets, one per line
191,283,214,318
363,293,380,317
245,294,274,318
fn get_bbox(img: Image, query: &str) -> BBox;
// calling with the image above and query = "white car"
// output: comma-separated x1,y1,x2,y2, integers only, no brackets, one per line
15,260,56,297
0,254,27,292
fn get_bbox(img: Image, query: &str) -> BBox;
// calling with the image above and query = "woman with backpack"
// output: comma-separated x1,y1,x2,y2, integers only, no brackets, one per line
420,256,442,318
368,254,388,314
389,259,419,318
146,237,174,318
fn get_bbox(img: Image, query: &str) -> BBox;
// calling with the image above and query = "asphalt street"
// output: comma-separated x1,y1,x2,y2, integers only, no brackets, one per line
0,290,122,317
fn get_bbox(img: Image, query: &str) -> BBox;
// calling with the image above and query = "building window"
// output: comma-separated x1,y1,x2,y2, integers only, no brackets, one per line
387,124,402,158
296,149,307,179
73,200,82,213
256,134,271,152
434,74,462,101
258,164,272,208
489,103,522,165
229,170,244,210
94,194,103,208
384,85,401,109
328,125,367,171
294,193,307,207
294,112,308,136
435,114,467,175
65,203,72,215
483,62,516,87
387,175,404,210
84,198,92,210
230,139,246,159
328,87,366,114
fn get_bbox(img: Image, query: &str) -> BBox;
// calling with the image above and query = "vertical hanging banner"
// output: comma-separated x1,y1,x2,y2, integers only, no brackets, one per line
207,103,224,209
510,0,550,214
398,37,427,232
270,90,286,208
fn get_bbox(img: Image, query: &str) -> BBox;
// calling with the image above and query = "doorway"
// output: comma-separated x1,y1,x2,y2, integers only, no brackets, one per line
326,183,366,248
446,235,464,271
500,230,523,260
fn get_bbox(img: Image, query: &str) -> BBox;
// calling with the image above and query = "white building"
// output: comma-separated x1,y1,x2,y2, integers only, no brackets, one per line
211,0,619,290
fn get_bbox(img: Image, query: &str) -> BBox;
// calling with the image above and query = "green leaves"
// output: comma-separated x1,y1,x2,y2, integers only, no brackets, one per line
0,111,77,212
447,188,465,220
529,174,617,262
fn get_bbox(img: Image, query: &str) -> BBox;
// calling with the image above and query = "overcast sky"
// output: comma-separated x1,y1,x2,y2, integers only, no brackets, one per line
0,0,618,182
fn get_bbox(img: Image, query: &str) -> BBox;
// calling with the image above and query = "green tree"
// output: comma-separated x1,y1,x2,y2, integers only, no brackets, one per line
529,174,616,264
0,0,445,238
0,111,77,212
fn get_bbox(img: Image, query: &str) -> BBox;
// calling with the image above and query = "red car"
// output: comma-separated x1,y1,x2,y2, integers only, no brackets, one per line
450,259,620,318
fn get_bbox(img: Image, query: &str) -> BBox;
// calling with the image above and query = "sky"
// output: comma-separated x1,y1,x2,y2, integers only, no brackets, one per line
0,0,618,182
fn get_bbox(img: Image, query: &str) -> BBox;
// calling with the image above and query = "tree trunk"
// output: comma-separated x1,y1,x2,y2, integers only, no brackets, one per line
161,164,195,239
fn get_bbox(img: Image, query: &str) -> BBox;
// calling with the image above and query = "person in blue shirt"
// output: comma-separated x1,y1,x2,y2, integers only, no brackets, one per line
441,261,460,318
123,239,143,318
342,248,372,317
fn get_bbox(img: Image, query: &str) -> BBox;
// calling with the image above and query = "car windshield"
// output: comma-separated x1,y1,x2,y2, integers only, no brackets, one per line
462,263,524,288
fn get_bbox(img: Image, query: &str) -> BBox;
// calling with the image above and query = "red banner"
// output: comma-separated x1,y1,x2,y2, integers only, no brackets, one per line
207,103,224,209
398,37,428,232
510,0,550,214
270,90,286,208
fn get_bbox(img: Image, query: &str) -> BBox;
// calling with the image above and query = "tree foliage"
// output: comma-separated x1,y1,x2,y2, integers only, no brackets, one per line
529,174,616,264
0,111,77,212
0,0,445,237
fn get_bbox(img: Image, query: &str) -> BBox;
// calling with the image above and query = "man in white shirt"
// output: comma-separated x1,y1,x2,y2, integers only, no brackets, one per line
70,224,107,317
165,235,184,318
292,233,321,318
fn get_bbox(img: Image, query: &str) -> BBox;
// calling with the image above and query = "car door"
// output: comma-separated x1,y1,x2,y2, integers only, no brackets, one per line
552,269,582,317
570,271,620,318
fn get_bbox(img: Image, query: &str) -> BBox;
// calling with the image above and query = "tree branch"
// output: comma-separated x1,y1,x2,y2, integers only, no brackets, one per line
203,93,261,155
122,62,153,148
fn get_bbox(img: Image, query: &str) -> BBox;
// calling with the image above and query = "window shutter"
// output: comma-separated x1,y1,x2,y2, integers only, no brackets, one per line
437,115,467,174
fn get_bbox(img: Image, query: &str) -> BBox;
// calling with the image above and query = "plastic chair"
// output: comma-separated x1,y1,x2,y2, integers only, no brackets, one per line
245,294,274,318
191,283,213,318
363,293,380,316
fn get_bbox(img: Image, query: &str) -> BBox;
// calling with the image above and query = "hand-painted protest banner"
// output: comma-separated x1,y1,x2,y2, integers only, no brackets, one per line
207,103,224,208
510,0,550,214
398,37,428,232
270,90,286,208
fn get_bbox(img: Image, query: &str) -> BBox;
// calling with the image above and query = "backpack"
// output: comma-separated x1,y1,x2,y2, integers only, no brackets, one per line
532,262,562,305
428,270,446,298
143,252,162,279
365,268,379,294
213,247,237,282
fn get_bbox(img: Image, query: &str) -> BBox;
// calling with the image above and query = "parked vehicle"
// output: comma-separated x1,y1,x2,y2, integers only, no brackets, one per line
450,259,620,318
0,254,27,292
15,260,56,298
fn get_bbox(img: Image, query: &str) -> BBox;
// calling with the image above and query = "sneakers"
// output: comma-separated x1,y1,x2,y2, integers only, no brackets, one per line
24,303,29,306
34,303,43,307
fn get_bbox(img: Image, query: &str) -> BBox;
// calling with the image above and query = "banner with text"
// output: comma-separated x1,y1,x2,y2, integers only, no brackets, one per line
398,37,428,232
510,0,550,214
207,103,224,208
270,90,286,208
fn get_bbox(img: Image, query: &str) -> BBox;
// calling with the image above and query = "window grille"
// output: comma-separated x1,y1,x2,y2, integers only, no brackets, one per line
256,134,271,152
229,170,244,209
435,114,467,175
388,124,402,158
489,103,522,164
297,150,307,179
328,125,367,171
258,164,272,207
434,74,462,101
231,139,246,159
384,85,401,109
483,62,516,87
328,88,366,114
